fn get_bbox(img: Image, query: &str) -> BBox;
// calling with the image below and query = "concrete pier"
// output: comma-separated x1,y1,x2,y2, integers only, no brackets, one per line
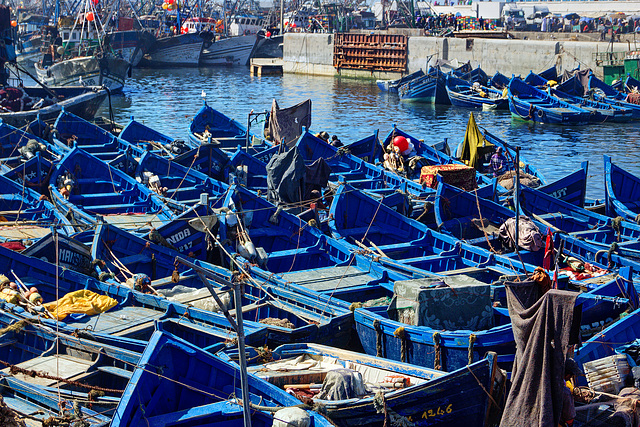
283,32,625,79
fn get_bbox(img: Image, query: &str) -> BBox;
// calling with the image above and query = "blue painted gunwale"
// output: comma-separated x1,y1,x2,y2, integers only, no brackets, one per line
508,77,591,125
112,330,335,427
604,154,640,222
377,69,425,92
91,221,353,348
0,243,269,350
445,74,508,110
48,147,175,228
231,342,503,427
51,110,144,162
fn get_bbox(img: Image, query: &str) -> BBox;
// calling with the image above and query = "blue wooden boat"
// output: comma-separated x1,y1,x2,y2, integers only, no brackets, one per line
113,331,335,427
0,173,74,245
130,150,229,213
399,66,450,104
233,343,504,427
445,75,508,110
524,71,634,123
119,117,197,155
584,74,640,119
172,143,231,182
50,110,144,162
0,242,270,350
488,71,510,89
295,131,435,198
189,101,271,152
605,155,640,222
49,147,175,230
377,69,425,92
0,374,112,426
91,221,353,348
574,306,640,373
0,309,139,419
340,131,383,164
0,122,60,174
537,161,588,207
508,77,592,125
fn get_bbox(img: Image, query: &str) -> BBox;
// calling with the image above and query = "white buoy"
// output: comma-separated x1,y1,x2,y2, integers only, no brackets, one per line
273,408,311,427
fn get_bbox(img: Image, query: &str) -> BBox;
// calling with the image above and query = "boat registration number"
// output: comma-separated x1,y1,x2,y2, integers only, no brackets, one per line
405,403,453,422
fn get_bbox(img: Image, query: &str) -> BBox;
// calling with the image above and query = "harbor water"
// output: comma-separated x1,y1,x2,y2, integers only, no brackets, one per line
98,66,640,198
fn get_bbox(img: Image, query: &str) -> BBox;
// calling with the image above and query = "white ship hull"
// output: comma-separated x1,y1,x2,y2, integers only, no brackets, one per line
200,35,257,66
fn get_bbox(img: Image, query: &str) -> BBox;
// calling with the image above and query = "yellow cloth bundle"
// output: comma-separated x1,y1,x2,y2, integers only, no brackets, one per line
44,290,117,321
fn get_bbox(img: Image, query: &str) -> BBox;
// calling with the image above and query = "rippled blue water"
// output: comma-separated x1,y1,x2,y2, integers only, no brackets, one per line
97,66,640,199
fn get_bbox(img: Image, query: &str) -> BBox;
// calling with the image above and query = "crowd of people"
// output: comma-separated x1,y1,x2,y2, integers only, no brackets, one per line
412,11,640,39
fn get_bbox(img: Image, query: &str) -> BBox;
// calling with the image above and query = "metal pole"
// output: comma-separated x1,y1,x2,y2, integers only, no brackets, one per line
246,109,252,151
234,280,252,427
514,146,520,252
279,0,284,35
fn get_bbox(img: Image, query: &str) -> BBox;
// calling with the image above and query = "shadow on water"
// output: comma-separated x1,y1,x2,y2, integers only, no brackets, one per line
98,66,640,199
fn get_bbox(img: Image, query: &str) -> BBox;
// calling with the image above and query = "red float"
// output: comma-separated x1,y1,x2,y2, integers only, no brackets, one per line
392,135,409,153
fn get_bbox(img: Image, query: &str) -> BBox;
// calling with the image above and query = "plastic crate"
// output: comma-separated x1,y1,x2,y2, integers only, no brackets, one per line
583,354,630,394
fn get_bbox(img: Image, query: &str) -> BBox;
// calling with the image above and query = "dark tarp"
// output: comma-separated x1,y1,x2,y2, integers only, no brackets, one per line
266,146,306,204
557,69,592,96
498,216,544,252
304,157,331,200
264,99,312,147
500,281,582,427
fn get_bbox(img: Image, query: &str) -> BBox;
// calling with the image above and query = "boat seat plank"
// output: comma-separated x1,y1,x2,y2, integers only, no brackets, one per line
96,366,133,379
5,355,92,387
64,306,160,335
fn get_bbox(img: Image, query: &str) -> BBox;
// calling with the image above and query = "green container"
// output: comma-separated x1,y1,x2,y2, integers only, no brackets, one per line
603,65,626,85
624,58,640,80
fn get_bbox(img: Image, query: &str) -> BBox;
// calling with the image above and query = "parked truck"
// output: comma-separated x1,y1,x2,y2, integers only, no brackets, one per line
475,2,526,30
521,5,550,30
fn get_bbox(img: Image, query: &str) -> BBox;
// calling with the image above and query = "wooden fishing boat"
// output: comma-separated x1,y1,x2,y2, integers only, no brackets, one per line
524,71,634,123
520,181,640,257
48,147,175,230
587,74,640,119
0,85,107,128
537,161,588,207
508,77,591,125
119,116,198,156
189,101,270,151
171,143,231,182
200,34,257,66
91,221,353,348
296,130,435,198
340,131,384,164
399,66,450,104
0,122,60,173
132,150,229,213
232,343,505,427
0,242,269,350
112,330,335,427
0,309,139,420
376,69,425,92
0,173,74,247
445,75,508,110
604,155,640,222
51,110,144,162
574,305,640,372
